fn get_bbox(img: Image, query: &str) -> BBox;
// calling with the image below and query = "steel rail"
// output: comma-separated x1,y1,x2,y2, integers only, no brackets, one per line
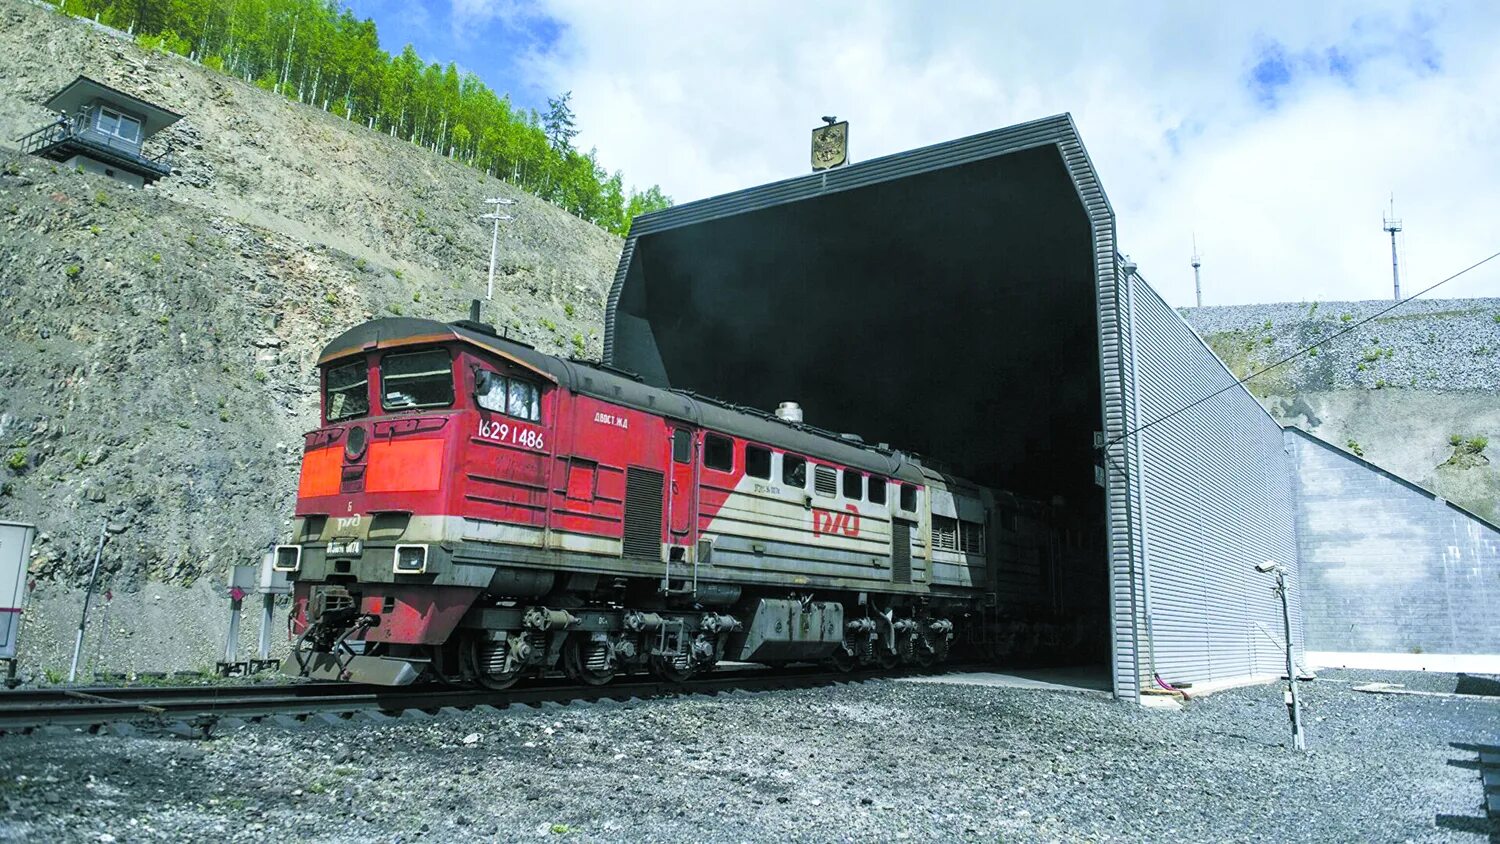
0,663,984,734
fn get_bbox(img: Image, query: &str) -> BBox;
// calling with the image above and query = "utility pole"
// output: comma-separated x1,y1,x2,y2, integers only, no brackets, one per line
480,197,516,300
1383,196,1402,301
1191,235,1203,308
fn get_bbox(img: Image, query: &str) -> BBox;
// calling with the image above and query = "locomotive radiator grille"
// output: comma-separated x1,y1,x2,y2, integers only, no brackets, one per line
623,467,665,559
813,465,838,497
892,520,912,584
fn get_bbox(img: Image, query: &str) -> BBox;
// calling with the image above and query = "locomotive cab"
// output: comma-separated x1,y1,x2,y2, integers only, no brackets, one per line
280,320,559,684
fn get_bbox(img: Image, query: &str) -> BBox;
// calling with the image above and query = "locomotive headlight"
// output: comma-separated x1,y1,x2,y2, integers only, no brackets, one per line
345,424,368,461
393,544,428,574
273,544,302,573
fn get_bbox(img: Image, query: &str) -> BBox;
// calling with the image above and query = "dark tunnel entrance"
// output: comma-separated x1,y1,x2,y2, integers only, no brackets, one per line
608,127,1113,671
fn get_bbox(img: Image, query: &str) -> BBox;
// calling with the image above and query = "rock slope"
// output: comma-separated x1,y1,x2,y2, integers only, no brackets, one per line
0,0,621,329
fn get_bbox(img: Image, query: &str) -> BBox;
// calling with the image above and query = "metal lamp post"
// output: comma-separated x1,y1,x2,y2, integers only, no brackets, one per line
1256,560,1306,751
68,521,109,683
480,197,515,300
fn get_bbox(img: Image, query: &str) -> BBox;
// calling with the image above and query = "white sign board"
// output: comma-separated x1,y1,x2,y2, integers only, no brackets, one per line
258,547,292,595
0,521,37,660
227,564,258,601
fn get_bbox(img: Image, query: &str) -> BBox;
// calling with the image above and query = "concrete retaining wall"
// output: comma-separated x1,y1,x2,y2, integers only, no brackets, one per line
1287,428,1500,655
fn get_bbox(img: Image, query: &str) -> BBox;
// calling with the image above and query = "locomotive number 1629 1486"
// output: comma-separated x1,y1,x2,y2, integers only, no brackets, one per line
478,419,545,451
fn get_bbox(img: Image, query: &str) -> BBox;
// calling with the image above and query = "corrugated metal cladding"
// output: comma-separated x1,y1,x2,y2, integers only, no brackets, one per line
606,114,1304,701
1113,270,1303,688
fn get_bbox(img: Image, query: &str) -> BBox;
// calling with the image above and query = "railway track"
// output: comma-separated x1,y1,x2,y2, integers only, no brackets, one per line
0,663,977,735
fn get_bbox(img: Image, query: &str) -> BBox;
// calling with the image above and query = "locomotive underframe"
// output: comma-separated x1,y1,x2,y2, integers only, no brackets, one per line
287,530,975,685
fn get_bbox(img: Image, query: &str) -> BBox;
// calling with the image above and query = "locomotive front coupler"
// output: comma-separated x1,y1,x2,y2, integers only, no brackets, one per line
291,610,379,673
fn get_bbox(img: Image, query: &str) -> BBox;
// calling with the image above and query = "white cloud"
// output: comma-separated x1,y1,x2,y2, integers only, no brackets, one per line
486,0,1500,305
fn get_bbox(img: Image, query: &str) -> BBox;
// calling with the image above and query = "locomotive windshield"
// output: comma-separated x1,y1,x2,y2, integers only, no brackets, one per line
381,349,454,411
324,359,369,422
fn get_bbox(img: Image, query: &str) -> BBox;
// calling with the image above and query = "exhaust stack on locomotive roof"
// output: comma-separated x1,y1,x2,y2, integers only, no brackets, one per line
775,401,804,423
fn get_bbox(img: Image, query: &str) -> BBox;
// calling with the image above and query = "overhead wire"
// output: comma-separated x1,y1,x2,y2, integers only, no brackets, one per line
1104,247,1500,452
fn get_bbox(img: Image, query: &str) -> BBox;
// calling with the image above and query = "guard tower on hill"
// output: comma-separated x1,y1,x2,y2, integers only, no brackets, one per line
16,75,181,187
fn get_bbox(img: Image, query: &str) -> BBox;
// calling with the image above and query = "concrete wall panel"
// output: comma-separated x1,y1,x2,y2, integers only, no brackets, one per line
1288,428,1500,654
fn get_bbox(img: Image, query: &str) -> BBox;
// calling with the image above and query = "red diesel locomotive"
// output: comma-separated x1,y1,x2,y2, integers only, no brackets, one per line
278,316,1085,686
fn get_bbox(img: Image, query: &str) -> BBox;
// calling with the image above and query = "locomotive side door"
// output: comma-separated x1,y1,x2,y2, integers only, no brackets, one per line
666,427,697,547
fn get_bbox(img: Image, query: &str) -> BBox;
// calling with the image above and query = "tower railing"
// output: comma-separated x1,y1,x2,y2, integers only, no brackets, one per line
14,111,173,176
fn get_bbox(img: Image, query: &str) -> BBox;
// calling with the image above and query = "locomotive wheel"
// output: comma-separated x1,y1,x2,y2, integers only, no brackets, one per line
829,645,857,673
430,643,466,686
912,640,936,668
462,635,522,691
897,636,919,665
562,636,616,687
648,654,697,683
929,638,950,665
875,644,900,670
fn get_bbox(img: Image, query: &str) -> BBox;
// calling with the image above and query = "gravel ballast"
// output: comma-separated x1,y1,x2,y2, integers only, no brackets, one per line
0,669,1495,842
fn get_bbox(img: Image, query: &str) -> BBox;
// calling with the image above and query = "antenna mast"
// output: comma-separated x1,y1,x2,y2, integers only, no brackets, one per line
1191,235,1203,308
1382,196,1402,301
480,197,516,300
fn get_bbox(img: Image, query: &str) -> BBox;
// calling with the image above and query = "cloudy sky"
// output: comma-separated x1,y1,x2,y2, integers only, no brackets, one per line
347,1,1500,306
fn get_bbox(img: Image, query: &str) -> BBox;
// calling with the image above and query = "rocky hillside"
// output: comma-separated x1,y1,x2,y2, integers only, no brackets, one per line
0,0,622,596
1184,298,1500,521
0,0,619,344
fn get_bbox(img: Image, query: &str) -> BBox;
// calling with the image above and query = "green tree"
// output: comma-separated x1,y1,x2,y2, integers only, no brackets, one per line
544,91,578,153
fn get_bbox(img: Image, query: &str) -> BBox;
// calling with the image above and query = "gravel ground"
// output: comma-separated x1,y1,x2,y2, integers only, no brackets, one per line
0,669,1495,843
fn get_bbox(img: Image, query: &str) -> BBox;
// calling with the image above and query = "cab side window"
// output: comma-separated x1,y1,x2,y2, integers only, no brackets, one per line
841,469,862,499
746,445,772,480
672,429,693,463
475,369,542,422
899,484,918,512
782,454,807,488
704,434,733,471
